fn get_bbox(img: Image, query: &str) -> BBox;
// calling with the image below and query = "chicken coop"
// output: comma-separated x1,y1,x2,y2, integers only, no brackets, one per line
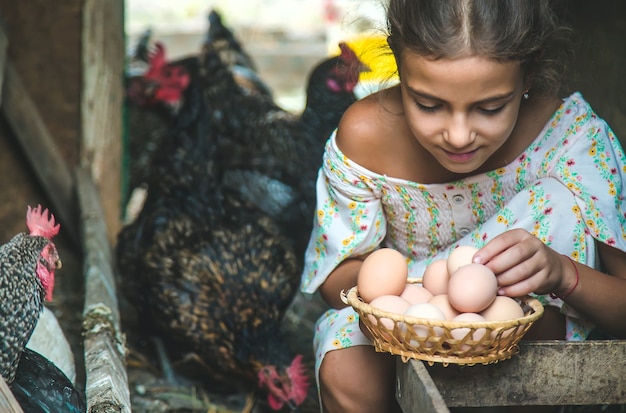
0,0,624,412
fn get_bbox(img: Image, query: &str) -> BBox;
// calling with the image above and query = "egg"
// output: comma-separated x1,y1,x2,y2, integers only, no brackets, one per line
480,296,525,339
399,283,433,304
421,259,450,295
450,313,487,350
427,294,460,320
402,303,446,346
447,245,479,275
357,248,408,303
447,263,497,313
368,295,412,330
480,296,525,321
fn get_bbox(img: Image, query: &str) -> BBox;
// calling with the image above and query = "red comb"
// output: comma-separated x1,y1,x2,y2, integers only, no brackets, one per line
145,42,166,78
286,354,309,406
338,42,355,59
26,205,60,238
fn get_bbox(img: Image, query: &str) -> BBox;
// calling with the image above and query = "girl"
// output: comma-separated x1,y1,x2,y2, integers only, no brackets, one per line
300,0,626,412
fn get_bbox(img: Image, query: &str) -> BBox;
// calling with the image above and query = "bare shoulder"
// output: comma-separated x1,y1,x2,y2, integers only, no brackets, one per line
335,86,406,171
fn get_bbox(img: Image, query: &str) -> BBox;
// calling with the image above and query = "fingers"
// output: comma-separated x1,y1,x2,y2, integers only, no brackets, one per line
473,229,559,297
473,228,533,266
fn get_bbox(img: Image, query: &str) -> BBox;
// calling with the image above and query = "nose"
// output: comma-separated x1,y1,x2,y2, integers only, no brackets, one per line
443,113,475,148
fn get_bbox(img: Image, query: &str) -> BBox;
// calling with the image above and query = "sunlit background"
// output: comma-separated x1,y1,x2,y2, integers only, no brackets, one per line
125,0,395,110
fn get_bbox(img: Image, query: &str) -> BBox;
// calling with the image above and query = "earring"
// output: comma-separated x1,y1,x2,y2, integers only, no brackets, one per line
523,91,529,100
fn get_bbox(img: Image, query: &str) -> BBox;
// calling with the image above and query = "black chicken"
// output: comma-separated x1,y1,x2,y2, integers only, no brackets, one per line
205,8,272,97
116,65,308,411
125,33,198,198
199,40,369,258
11,347,85,413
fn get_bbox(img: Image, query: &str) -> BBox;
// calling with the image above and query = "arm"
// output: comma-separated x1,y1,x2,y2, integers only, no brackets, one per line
474,229,626,339
319,257,366,309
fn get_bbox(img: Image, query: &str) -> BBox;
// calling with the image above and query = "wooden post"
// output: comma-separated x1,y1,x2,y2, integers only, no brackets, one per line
0,376,24,413
77,166,131,413
0,21,7,104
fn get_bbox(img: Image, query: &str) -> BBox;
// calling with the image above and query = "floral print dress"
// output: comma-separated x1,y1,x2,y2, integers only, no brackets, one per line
300,92,626,382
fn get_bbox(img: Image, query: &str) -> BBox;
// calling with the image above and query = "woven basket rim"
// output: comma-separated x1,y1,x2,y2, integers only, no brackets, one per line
341,278,544,328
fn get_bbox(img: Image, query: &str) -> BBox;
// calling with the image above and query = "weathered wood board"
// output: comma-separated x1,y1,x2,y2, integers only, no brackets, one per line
397,340,626,410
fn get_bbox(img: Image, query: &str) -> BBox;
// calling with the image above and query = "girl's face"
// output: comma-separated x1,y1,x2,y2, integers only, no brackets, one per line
399,51,526,174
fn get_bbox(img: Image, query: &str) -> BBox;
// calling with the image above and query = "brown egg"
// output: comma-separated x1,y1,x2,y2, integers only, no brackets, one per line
480,296,525,339
480,296,525,321
447,263,497,313
357,248,408,303
368,295,412,330
428,294,460,320
450,313,488,350
422,259,450,295
447,245,479,275
403,302,446,341
400,283,433,304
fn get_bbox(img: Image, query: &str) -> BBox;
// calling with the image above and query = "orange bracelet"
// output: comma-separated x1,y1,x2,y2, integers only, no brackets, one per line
550,256,579,299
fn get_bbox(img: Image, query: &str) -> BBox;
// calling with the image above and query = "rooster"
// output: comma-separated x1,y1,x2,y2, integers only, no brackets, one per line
0,205,61,384
0,205,84,412
116,66,309,411
125,36,197,196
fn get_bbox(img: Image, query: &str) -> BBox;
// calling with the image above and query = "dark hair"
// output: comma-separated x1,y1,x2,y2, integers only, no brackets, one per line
385,0,574,96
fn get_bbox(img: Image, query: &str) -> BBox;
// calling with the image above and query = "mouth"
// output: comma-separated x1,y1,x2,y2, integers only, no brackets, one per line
443,148,479,162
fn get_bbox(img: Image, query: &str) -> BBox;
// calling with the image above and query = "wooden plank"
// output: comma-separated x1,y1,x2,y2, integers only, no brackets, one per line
81,0,124,246
0,59,79,248
396,357,451,413
77,166,131,413
398,340,626,408
0,376,24,413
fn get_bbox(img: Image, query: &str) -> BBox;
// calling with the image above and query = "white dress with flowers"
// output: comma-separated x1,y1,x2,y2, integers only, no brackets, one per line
300,92,626,381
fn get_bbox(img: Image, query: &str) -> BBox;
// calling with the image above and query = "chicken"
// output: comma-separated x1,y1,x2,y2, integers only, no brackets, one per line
0,205,83,411
205,8,272,97
338,34,399,99
0,205,62,384
11,347,85,413
199,40,369,258
116,69,309,411
124,38,196,207
26,306,77,385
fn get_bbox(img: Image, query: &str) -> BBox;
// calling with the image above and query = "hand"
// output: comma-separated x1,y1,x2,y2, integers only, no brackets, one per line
472,229,573,297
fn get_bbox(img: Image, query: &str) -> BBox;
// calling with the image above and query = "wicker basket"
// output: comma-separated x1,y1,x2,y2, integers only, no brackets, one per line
341,278,544,366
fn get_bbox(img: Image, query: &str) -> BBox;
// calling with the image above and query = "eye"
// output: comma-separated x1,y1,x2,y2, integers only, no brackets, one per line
479,105,506,115
416,102,441,113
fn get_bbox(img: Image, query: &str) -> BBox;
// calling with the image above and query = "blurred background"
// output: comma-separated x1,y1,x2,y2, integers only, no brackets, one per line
125,0,391,110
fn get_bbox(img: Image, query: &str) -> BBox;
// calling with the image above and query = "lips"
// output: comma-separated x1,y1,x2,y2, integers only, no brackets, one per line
444,149,478,162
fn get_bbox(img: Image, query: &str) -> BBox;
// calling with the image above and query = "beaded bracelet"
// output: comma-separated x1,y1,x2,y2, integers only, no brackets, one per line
550,256,580,299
